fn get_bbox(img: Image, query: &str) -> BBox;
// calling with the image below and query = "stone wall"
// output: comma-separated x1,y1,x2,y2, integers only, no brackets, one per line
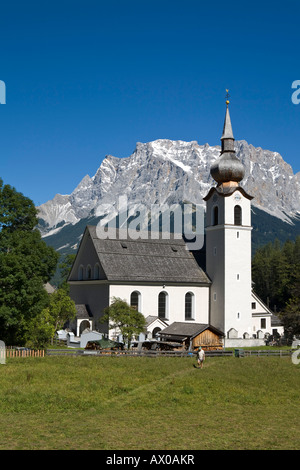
224,338,265,348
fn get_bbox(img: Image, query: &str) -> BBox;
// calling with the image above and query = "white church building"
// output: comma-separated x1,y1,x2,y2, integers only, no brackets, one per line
68,102,283,348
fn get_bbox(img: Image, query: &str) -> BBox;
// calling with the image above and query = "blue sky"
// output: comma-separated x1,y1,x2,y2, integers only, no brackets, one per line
0,0,300,206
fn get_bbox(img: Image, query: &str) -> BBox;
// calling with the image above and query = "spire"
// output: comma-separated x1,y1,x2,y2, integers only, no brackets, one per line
221,103,234,141
221,91,234,152
210,92,245,186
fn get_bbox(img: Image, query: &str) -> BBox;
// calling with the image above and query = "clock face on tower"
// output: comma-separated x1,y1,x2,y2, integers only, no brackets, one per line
234,193,242,201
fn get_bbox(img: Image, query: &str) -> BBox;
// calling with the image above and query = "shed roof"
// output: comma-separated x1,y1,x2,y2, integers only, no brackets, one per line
81,226,210,285
159,322,224,339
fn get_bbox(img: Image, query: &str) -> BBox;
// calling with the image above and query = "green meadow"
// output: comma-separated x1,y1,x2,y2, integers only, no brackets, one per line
0,355,299,450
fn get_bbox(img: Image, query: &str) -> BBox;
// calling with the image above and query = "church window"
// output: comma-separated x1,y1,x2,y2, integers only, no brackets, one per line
237,231,240,238
94,264,100,279
185,292,194,320
237,312,240,319
130,291,140,311
213,292,217,301
234,205,242,225
78,265,84,281
213,206,219,226
261,318,266,329
237,274,240,280
86,265,92,280
158,291,168,319
213,246,217,256
252,302,256,310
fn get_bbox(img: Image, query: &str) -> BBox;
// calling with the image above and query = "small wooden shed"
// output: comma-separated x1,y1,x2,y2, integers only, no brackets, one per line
159,322,224,350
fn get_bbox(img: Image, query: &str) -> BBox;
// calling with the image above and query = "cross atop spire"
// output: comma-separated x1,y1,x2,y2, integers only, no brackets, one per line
225,89,230,105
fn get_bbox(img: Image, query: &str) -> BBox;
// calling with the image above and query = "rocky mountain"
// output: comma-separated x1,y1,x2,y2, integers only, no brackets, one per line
38,139,300,253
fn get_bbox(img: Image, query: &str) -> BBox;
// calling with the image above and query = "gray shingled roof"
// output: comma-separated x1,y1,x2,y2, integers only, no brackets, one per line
159,322,224,338
87,226,210,285
75,304,93,319
145,316,168,326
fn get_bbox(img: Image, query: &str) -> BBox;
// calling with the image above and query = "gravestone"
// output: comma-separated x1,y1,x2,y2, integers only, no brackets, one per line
0,341,6,365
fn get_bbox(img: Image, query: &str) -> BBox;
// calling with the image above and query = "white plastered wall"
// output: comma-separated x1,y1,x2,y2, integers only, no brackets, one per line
109,284,210,326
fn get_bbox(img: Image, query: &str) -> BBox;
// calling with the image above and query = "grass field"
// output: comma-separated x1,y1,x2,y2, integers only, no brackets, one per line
0,354,299,450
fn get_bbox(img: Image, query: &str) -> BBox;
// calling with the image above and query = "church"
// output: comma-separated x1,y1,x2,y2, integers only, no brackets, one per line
67,101,283,348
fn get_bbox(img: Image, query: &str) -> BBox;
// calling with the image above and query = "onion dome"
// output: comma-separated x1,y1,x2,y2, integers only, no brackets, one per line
210,98,245,185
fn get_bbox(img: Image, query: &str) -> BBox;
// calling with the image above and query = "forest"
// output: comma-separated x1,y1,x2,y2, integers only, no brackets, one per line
252,236,300,338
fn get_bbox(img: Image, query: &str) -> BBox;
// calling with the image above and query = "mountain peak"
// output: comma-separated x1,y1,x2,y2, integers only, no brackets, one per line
38,138,300,237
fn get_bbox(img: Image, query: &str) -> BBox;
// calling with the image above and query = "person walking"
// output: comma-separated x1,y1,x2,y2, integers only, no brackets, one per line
197,346,205,369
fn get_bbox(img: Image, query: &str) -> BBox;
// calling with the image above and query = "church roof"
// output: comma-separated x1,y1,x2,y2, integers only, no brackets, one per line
210,102,245,185
84,225,211,285
221,105,234,140
203,185,253,201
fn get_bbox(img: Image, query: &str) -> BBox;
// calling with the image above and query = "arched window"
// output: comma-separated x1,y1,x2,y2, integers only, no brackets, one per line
213,206,219,226
86,265,92,280
158,291,168,319
78,265,84,281
234,205,242,225
185,292,194,320
130,291,140,311
94,264,100,279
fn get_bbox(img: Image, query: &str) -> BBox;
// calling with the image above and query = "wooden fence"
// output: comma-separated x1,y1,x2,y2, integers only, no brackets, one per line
3,348,294,359
46,348,295,358
87,349,294,358
236,349,292,357
5,349,45,358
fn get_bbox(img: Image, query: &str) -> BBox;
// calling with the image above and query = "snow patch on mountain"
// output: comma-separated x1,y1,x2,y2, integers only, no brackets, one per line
37,139,300,237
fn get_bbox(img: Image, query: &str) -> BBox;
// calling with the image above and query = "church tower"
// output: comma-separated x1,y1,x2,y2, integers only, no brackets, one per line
204,97,253,338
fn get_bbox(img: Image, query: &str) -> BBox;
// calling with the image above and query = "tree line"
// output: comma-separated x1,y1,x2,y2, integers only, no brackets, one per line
252,236,300,338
